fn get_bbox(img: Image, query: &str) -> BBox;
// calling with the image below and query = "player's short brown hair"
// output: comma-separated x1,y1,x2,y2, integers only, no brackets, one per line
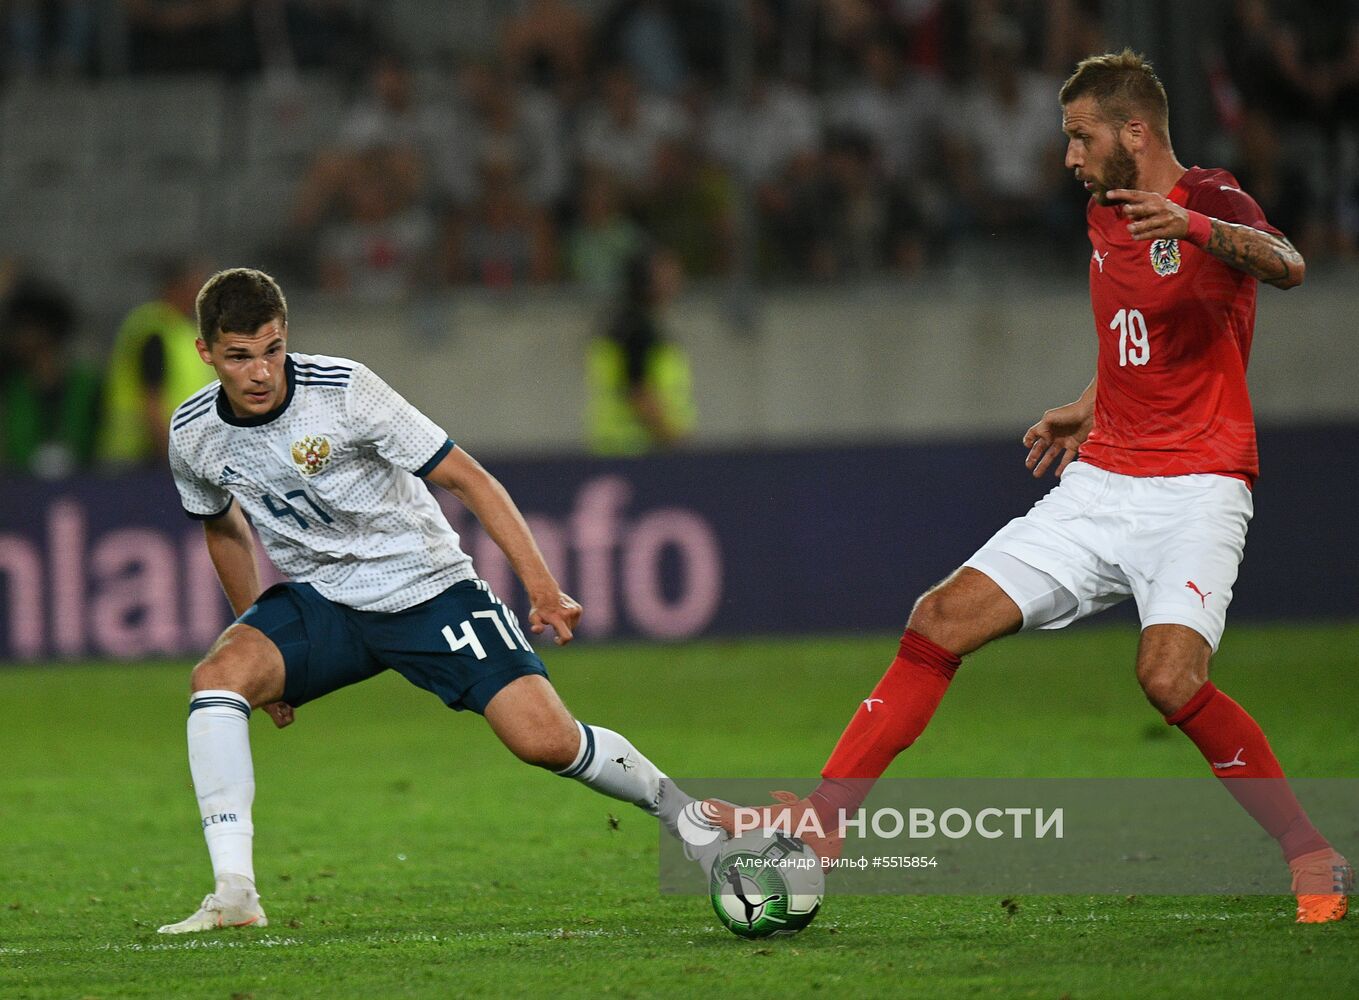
1059,49,1170,145
196,268,288,344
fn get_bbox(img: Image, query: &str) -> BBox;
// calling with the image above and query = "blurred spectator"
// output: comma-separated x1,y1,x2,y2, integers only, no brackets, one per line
444,161,557,289
825,34,952,268
567,169,645,296
826,37,944,185
125,0,258,75
704,72,820,187
813,130,893,279
813,0,899,87
98,259,215,468
640,138,736,279
1224,0,1359,255
941,18,1064,235
595,0,724,96
1229,110,1319,253
587,245,695,455
1040,0,1105,79
596,0,687,97
1,0,95,78
0,277,100,478
500,0,590,103
758,146,831,277
454,61,567,210
269,0,373,76
577,65,690,196
703,71,821,277
291,52,445,237
316,150,439,301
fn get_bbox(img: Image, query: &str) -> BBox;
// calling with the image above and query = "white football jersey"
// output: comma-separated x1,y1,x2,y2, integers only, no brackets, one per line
169,352,474,612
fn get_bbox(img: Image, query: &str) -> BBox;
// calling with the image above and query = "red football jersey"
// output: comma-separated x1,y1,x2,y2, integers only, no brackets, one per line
1079,166,1281,485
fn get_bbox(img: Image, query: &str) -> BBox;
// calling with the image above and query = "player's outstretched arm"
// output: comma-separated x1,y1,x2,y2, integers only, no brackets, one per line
426,446,582,645
1106,188,1305,289
1022,376,1096,478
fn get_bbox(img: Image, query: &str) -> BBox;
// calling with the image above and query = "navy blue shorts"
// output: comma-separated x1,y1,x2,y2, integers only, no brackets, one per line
237,579,549,714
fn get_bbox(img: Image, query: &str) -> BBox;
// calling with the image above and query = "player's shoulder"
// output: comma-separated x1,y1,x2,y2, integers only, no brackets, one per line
290,351,364,386
1180,165,1241,192
169,380,222,438
1180,166,1259,212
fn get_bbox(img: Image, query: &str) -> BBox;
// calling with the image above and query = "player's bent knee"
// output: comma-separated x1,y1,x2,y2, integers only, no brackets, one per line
189,624,285,705
1136,662,1202,715
507,724,581,771
908,569,1020,655
909,589,951,633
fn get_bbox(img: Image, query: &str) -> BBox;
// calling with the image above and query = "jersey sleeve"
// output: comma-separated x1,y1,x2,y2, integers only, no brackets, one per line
168,433,233,520
345,362,454,476
1192,181,1283,238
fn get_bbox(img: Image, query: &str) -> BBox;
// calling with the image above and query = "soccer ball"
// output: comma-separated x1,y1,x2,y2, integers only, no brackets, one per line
708,829,824,938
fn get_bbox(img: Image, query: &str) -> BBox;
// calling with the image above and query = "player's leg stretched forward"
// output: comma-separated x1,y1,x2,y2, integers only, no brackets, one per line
160,621,717,935
1140,624,1352,923
704,567,1022,859
707,570,1350,921
481,673,709,847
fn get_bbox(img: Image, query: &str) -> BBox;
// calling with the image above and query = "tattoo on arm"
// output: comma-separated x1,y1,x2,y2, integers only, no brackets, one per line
1205,220,1304,288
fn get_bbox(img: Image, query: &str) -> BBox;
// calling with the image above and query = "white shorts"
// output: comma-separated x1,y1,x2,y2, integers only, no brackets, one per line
963,462,1253,651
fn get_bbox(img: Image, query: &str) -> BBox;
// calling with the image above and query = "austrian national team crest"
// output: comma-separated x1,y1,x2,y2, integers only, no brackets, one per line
291,435,332,476
1149,238,1181,276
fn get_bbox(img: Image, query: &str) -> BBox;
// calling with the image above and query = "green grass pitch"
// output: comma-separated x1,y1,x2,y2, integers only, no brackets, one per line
2,623,1357,998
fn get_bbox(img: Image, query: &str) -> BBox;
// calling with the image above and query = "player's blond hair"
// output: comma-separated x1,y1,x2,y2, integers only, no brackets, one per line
1059,49,1171,145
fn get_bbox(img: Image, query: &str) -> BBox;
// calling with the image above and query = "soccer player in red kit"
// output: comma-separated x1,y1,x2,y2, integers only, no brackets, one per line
706,50,1351,923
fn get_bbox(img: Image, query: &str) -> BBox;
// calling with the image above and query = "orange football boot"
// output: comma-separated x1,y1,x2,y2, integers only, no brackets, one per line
1290,847,1352,923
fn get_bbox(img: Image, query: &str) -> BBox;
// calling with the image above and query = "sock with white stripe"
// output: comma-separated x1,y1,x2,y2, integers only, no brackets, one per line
187,690,257,893
555,721,664,816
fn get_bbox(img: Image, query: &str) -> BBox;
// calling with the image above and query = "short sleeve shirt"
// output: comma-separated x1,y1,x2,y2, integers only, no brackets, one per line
168,353,473,611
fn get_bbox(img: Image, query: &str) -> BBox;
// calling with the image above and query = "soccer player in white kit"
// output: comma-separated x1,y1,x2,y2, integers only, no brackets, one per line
159,268,715,933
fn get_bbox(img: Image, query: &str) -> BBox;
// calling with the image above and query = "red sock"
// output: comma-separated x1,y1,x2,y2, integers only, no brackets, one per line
1167,681,1329,862
809,629,960,827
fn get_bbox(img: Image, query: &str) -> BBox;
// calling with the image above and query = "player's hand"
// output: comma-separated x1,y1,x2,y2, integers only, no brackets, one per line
262,701,295,728
1106,189,1189,241
529,591,582,646
1023,403,1092,478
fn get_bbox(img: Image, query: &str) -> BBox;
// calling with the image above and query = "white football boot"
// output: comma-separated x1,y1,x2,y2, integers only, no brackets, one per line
655,777,729,869
158,883,268,934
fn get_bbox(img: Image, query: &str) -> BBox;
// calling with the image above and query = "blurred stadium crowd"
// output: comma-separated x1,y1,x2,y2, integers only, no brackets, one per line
3,0,1359,474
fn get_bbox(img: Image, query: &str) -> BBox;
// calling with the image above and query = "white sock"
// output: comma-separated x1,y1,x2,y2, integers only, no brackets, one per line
555,721,663,815
187,690,256,894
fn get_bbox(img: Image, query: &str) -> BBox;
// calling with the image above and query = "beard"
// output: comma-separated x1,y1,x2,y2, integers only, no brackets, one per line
1091,141,1138,204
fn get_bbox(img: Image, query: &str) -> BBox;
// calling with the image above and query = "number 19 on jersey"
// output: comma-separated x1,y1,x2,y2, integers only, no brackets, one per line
1110,307,1150,367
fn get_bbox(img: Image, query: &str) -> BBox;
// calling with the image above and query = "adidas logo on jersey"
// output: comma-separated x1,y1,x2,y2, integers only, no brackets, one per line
218,464,243,487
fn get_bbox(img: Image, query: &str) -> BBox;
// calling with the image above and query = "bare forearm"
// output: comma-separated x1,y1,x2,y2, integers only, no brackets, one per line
428,447,561,595
454,475,558,593
1076,375,1097,412
204,510,261,616
1204,220,1305,289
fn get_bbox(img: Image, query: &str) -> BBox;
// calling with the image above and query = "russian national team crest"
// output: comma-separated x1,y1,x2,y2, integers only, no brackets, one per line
1149,238,1181,276
291,435,332,476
